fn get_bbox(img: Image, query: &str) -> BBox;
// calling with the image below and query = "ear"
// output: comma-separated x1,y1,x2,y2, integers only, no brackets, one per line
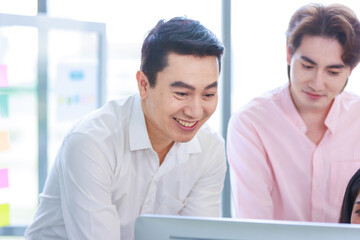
136,70,149,99
286,44,292,65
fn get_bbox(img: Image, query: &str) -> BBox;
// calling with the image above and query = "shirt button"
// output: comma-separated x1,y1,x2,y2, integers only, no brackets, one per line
301,126,307,132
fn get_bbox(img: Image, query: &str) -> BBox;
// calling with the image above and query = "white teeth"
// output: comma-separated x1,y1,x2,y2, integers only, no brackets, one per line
175,118,196,127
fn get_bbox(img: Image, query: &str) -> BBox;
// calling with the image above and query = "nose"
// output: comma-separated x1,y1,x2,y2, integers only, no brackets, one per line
184,97,203,119
309,71,325,91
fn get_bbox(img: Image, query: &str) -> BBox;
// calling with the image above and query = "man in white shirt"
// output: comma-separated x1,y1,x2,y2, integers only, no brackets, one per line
25,17,226,240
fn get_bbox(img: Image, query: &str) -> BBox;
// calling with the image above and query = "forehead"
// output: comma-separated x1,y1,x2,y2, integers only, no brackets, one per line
157,53,219,87
295,35,345,64
165,52,219,70
355,191,360,202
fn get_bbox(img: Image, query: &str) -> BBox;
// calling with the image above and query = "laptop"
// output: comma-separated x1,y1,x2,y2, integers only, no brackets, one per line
135,214,360,240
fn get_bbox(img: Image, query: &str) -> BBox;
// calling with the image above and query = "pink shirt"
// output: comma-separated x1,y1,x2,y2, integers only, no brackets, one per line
227,84,360,222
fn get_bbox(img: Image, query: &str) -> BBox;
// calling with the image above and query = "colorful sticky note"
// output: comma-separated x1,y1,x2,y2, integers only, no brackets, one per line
0,169,9,189
0,64,8,87
0,94,9,118
70,70,84,81
0,131,10,152
0,203,10,226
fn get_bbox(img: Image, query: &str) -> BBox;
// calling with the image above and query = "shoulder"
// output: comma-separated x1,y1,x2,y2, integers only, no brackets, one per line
196,124,224,146
340,91,360,110
195,124,225,162
230,85,287,126
67,94,138,142
58,94,140,171
194,124,226,171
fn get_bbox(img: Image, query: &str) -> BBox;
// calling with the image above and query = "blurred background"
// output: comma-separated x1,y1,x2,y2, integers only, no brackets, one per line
1,0,360,239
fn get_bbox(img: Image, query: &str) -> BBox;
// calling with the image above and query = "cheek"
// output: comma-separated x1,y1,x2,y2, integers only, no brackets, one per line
290,63,300,79
289,72,302,88
351,214,360,224
331,79,348,93
205,99,218,115
145,99,156,113
152,92,172,110
291,70,308,84
351,204,360,224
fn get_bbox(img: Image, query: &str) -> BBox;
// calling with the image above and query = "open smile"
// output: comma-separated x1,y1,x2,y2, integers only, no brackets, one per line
174,118,199,131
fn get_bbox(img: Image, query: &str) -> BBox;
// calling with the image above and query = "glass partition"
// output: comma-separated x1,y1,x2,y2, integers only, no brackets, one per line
0,26,38,227
0,13,106,237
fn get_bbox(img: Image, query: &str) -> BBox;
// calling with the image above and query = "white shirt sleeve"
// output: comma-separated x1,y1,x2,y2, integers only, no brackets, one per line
58,133,120,239
180,137,227,217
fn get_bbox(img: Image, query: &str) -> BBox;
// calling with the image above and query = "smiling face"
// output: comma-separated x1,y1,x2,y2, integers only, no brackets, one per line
287,35,352,114
137,52,219,149
351,192,360,224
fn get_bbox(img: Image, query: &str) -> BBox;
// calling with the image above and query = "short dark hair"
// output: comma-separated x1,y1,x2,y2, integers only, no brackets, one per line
339,168,360,223
140,17,224,87
286,3,360,71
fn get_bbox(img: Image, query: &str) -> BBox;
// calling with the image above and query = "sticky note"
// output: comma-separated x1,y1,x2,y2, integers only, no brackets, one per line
0,203,10,226
0,64,8,87
0,94,9,118
69,70,84,81
0,169,9,189
0,131,10,152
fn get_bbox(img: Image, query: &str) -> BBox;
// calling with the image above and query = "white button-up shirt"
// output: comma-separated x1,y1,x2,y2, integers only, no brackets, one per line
25,93,226,240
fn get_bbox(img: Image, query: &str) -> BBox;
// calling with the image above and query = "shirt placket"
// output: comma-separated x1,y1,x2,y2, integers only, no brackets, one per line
139,149,161,215
140,150,176,214
311,148,324,222
140,176,158,214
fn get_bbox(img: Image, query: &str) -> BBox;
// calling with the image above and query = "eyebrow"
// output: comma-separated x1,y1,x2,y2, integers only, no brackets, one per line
301,56,346,69
355,201,360,205
170,81,218,90
205,81,218,90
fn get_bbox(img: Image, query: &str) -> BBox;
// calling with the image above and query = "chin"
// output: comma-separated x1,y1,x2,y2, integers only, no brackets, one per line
174,134,196,143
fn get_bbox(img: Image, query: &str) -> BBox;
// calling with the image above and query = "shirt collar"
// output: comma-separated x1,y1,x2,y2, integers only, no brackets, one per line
155,133,201,178
324,93,342,134
279,83,308,133
174,134,202,159
129,94,152,151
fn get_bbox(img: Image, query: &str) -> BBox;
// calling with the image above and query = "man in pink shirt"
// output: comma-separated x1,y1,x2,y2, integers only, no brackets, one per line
227,3,360,223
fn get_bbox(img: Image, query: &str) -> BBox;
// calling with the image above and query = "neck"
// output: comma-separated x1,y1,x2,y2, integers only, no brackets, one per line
150,137,174,166
142,101,174,165
297,105,331,145
288,86,335,145
298,98,332,122
144,117,174,165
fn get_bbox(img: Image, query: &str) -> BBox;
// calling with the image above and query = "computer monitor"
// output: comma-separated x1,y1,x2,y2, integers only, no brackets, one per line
135,214,360,240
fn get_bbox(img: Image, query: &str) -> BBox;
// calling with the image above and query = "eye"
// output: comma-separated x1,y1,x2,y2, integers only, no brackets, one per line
302,63,313,70
174,92,189,100
175,92,188,97
328,70,340,76
203,93,216,99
